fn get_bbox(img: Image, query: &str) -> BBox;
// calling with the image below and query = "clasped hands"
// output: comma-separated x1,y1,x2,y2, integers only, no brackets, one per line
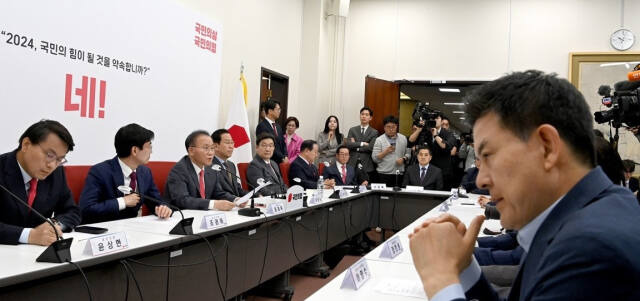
408,213,485,298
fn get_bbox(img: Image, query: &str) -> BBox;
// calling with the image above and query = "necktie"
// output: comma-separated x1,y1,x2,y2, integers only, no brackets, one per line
272,123,278,135
199,169,205,199
341,164,347,184
27,178,38,208
268,162,278,178
420,167,426,182
129,171,137,192
361,127,365,135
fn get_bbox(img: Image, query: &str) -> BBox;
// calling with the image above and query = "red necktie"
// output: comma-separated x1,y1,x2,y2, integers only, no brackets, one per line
27,178,38,208
199,169,205,199
341,164,347,184
129,171,137,192
272,123,278,135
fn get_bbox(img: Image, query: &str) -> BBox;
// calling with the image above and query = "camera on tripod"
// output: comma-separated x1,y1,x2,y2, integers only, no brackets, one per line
594,79,640,128
412,103,441,129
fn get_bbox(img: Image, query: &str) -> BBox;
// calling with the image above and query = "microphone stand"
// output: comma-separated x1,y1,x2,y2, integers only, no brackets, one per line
0,183,73,263
139,192,194,235
393,169,401,191
211,164,261,217
118,186,193,235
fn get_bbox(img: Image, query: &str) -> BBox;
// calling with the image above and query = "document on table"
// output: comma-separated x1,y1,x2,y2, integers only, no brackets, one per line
374,278,427,299
235,181,272,205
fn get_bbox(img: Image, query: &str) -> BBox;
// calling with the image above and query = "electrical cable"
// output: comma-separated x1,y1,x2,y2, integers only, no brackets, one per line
121,260,144,301
194,233,226,301
67,261,94,301
119,262,130,301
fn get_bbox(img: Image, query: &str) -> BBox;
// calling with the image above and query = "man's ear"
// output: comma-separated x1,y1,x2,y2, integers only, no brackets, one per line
536,124,561,170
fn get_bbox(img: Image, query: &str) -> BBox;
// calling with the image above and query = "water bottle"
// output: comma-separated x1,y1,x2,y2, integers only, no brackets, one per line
317,176,324,199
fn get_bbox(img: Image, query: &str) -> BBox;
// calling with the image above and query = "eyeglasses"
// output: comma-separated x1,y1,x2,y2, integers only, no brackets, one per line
191,146,215,153
259,143,275,149
36,144,68,165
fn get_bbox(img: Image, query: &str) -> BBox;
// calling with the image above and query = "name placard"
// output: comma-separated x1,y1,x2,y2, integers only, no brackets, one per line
267,201,286,215
308,192,323,206
371,183,387,190
340,258,371,290
84,232,128,256
201,213,228,229
379,236,403,259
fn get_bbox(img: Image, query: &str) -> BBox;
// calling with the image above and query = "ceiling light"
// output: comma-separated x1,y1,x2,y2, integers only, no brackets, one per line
439,88,460,93
452,111,464,114
444,102,465,106
459,117,465,120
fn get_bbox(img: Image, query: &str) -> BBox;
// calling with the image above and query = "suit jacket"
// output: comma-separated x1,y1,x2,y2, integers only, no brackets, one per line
461,167,489,195
164,156,236,210
288,156,319,190
212,157,247,197
427,127,453,175
466,167,640,301
256,119,287,163
79,156,162,224
345,125,379,173
474,231,524,266
322,162,368,186
246,155,287,196
0,150,80,245
402,164,443,190
626,177,639,193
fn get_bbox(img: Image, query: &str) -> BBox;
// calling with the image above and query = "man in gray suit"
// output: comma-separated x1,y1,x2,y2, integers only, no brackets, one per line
346,106,379,182
246,133,288,196
164,130,238,211
402,146,443,190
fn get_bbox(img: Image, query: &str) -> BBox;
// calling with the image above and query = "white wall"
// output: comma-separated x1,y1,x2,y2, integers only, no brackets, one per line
177,0,305,140
340,0,640,128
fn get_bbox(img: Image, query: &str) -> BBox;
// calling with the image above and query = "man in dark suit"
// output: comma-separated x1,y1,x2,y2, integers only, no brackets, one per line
0,120,80,246
460,157,489,195
622,159,639,193
164,130,239,210
255,99,288,164
79,124,172,224
246,133,287,196
345,106,379,182
288,140,335,190
408,71,640,300
211,129,247,197
402,146,443,190
322,145,368,186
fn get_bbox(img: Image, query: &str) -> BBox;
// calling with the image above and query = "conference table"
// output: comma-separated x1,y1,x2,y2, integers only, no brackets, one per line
0,187,470,301
307,193,501,300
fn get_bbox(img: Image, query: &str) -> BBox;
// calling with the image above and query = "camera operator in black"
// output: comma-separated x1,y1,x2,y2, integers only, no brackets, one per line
408,112,455,189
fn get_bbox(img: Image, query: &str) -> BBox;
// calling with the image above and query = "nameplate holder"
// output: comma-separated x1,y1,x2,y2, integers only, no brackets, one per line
379,236,403,259
201,213,228,230
286,185,305,211
339,189,349,198
267,201,286,215
84,232,129,256
405,185,424,191
358,185,367,193
340,258,371,290
308,192,322,206
371,183,387,190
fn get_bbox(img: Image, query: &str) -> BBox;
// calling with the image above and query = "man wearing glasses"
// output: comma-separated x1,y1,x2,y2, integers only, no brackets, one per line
0,120,80,245
78,123,173,224
164,130,237,210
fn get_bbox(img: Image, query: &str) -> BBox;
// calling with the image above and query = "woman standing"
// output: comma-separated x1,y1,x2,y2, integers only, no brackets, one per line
284,116,303,161
317,115,343,164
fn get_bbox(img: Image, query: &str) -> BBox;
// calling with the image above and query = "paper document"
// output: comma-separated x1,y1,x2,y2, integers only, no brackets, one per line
374,278,427,299
235,181,272,205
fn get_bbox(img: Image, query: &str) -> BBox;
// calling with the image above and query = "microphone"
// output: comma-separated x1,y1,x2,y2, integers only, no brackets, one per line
393,169,401,191
0,182,73,263
211,164,244,197
117,186,193,235
237,177,265,217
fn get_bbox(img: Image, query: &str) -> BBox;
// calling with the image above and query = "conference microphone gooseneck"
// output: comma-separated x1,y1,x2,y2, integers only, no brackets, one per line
393,169,401,192
0,182,73,263
117,186,193,235
211,164,261,217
